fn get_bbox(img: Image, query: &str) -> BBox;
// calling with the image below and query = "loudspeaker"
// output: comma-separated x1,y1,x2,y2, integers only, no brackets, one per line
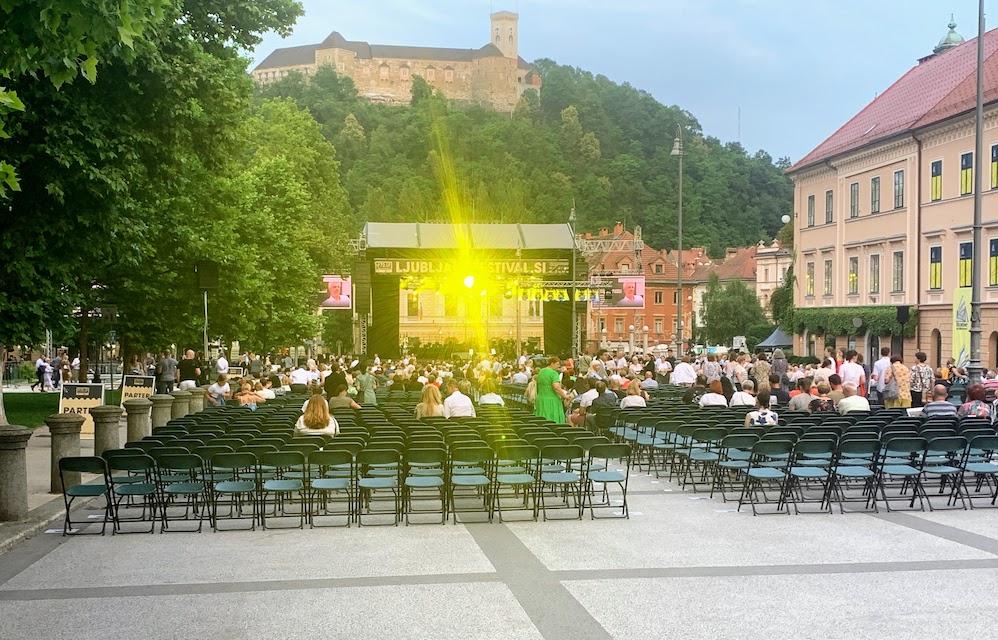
543,301,572,357
196,261,219,291
896,305,910,325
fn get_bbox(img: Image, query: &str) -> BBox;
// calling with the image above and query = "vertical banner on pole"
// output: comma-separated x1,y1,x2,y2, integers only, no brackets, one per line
953,287,972,369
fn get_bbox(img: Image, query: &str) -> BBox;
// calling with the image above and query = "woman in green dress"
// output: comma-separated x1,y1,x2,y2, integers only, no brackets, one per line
535,356,569,423
354,368,377,406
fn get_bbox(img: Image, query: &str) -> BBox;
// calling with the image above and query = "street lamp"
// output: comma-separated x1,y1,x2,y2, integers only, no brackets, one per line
600,327,607,350
781,214,791,225
642,325,649,354
568,206,578,358
628,324,636,355
671,125,685,360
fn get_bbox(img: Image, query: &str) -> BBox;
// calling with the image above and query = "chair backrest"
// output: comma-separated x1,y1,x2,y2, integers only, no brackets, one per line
157,453,204,472
60,455,108,475
496,444,540,463
308,449,354,467
107,453,156,473
792,439,836,457
261,451,306,468
451,446,495,465
588,443,631,461
837,438,880,458
720,433,759,451
210,452,257,471
357,448,402,466
405,447,447,465
925,436,968,456
750,439,795,457
883,436,928,455
539,444,584,462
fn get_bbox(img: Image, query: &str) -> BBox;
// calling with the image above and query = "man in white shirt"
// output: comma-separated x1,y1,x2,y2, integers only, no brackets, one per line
215,352,229,376
578,379,600,409
870,347,891,399
443,379,476,418
289,365,310,392
839,350,866,389
204,375,231,406
837,382,871,414
671,357,698,386
511,367,529,385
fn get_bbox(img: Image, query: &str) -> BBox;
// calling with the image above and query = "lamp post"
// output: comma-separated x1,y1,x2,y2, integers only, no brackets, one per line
642,325,649,354
628,324,636,355
600,327,607,350
969,0,986,386
671,126,685,358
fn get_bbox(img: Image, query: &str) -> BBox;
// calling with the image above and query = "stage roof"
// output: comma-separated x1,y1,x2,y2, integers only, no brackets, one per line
362,223,576,250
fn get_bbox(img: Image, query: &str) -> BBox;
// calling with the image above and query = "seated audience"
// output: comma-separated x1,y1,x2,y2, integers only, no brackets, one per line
837,382,871,414
295,394,339,436
619,381,647,409
729,379,756,407
699,380,729,407
958,384,992,419
743,390,779,426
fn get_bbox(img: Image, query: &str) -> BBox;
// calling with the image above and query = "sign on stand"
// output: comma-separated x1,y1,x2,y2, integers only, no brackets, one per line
227,366,245,379
59,384,105,438
120,376,155,406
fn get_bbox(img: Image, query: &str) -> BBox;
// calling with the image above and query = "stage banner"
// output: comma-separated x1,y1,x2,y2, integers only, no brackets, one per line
59,384,105,438
953,286,971,369
120,376,155,406
227,366,245,378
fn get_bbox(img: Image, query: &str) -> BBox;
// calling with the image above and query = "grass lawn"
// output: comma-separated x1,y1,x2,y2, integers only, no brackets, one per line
3,389,122,428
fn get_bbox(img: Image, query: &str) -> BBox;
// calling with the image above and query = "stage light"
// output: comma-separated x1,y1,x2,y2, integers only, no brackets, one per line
558,292,566,302
546,292,554,301
463,275,475,289
504,289,513,299
480,289,487,297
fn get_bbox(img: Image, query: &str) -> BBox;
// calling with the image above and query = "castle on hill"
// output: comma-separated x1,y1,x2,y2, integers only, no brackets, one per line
252,11,541,111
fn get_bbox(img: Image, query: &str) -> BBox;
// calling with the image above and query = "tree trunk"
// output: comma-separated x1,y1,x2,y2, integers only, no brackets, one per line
0,344,8,425
79,309,89,384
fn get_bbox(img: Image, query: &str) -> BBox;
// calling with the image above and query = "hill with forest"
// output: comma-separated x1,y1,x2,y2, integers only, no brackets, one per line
255,60,793,257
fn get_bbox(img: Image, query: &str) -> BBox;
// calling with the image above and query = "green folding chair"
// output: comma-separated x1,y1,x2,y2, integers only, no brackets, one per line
738,440,794,516
107,454,159,534
356,448,402,526
584,443,632,519
448,446,494,524
403,448,447,525
829,439,880,514
492,444,540,522
786,439,836,514
308,450,354,527
962,435,998,508
156,453,209,533
59,456,111,536
210,452,259,531
260,451,307,529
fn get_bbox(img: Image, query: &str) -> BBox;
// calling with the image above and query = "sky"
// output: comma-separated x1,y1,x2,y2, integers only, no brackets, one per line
249,0,976,163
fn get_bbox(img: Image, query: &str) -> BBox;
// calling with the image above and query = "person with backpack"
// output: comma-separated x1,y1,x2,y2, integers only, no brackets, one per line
882,355,911,409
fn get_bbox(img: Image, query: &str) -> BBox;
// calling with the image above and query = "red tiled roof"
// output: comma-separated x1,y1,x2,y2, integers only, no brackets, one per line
710,246,758,281
790,29,998,173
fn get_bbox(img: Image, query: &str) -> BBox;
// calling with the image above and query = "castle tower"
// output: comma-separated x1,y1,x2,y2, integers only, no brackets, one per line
490,10,518,59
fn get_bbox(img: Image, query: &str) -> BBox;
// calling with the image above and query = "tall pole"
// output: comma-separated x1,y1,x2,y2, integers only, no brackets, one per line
569,205,578,359
970,0,986,386
203,290,210,369
672,126,685,356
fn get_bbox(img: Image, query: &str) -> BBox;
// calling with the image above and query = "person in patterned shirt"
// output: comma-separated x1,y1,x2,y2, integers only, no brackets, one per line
909,352,934,408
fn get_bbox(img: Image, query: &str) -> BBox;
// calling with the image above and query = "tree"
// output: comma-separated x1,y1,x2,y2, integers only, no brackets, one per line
700,274,767,346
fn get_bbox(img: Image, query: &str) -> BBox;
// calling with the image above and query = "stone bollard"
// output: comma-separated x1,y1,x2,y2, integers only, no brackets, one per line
123,398,153,443
150,394,174,429
170,389,192,420
0,425,33,521
188,387,205,414
90,405,122,458
45,414,85,494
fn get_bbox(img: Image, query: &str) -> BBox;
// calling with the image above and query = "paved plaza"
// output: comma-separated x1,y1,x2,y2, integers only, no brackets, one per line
3,455,998,640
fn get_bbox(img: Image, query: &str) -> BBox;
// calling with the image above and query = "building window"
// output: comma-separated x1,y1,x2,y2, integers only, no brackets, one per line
992,145,998,189
960,241,973,287
614,317,624,333
673,291,679,304
362,66,371,77
929,246,942,290
400,66,410,80
870,254,880,294
850,182,859,218
406,293,419,317
990,239,998,285
654,291,663,304
444,68,454,82
807,194,815,227
426,68,435,81
894,170,904,208
655,263,663,274
764,268,770,282
848,256,859,295
823,259,833,296
654,318,663,334
806,262,815,297
871,176,881,214
528,299,541,317
892,251,904,292
961,152,974,196
825,190,833,224
619,262,630,273
930,160,942,201
379,64,389,80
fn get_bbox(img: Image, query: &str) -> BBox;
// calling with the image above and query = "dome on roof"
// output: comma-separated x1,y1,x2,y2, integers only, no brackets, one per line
934,15,965,54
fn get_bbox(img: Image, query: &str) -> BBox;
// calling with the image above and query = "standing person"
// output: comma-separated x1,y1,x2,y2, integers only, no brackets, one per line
671,357,698,387
50,351,62,390
32,354,44,391
839,351,866,392
753,353,772,392
177,349,201,391
355,367,377,406
771,349,788,385
127,355,144,375
71,353,81,382
156,350,178,395
870,347,891,401
534,356,570,423
909,352,933,409
702,354,722,384
41,358,54,392
215,351,229,377
249,353,263,378
881,355,911,409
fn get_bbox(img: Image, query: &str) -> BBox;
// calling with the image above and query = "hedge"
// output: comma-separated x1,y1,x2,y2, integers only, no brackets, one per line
790,306,917,339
